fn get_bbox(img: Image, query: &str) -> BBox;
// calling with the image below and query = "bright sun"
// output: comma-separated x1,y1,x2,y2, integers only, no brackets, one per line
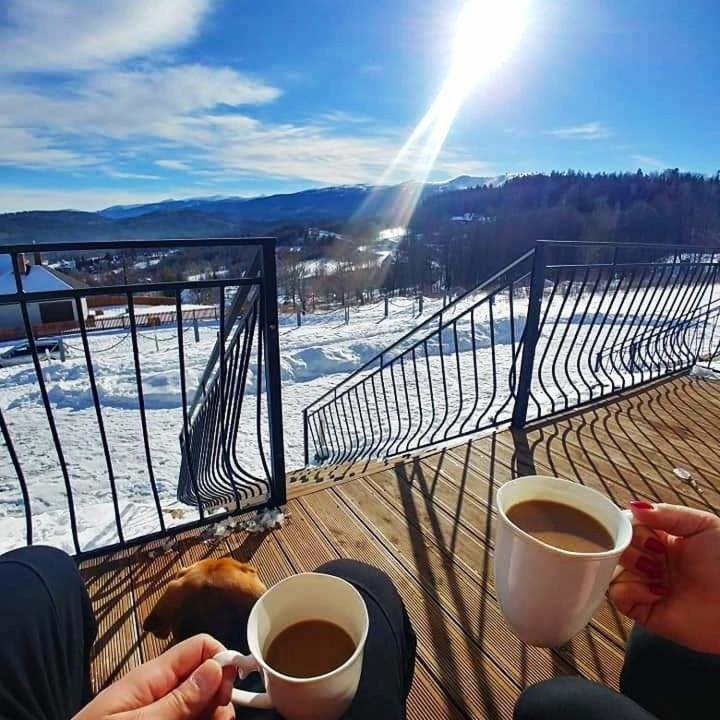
452,0,529,86
358,0,530,230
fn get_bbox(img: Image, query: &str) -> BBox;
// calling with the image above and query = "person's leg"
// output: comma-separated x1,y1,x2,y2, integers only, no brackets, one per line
514,677,658,720
317,560,417,720
0,546,97,720
620,624,720,720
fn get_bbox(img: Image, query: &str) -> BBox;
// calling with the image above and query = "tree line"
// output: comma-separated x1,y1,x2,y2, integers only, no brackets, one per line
386,170,720,292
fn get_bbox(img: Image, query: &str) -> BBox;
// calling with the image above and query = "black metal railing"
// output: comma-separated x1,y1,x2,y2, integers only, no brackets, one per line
0,238,285,558
304,241,720,465
303,250,535,465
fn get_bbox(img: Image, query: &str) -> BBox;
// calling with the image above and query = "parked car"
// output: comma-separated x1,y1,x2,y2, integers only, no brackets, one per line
0,338,69,367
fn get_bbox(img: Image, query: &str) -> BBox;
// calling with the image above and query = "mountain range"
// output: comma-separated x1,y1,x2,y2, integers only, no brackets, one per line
0,175,511,244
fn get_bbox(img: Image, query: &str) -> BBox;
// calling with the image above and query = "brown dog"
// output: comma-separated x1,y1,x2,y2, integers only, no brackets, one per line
143,558,267,648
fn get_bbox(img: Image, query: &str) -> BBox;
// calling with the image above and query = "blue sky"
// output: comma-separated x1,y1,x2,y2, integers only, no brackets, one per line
0,0,718,212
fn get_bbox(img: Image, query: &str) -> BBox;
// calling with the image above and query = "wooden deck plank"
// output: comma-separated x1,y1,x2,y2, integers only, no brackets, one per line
79,550,141,692
527,417,720,511
590,379,720,473
128,534,190,662
556,410,720,494
493,426,712,513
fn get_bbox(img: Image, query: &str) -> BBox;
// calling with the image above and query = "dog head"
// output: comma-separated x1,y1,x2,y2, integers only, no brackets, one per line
143,557,267,647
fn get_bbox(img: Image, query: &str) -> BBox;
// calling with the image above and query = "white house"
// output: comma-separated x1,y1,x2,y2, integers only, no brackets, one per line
0,253,88,332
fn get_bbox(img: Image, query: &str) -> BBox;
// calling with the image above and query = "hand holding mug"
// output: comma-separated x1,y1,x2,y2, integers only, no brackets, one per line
609,502,720,654
72,634,236,720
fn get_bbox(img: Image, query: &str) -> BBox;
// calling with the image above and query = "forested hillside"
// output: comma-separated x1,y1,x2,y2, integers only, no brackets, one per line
390,170,720,291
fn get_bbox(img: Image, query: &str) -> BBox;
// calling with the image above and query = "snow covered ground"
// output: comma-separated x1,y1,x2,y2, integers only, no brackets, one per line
1,281,717,555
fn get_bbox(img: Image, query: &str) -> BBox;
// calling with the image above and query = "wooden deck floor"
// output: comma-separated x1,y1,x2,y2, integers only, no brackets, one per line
80,374,720,719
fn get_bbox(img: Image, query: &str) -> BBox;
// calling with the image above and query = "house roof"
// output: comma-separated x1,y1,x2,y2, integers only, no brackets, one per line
0,254,86,296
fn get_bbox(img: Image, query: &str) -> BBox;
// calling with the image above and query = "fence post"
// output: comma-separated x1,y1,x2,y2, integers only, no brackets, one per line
344,302,350,325
296,308,302,328
59,338,66,362
193,315,199,343
384,296,389,318
511,242,547,429
260,240,287,506
418,294,424,315
303,408,309,466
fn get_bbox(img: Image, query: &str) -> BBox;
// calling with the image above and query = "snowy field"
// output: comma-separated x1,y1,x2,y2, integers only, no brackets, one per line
1,281,718,554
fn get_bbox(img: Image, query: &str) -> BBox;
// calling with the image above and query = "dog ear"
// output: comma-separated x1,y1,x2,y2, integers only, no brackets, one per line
143,578,184,639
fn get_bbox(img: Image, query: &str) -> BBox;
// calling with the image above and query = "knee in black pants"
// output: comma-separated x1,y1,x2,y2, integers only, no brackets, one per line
0,545,98,720
514,677,657,720
316,559,393,587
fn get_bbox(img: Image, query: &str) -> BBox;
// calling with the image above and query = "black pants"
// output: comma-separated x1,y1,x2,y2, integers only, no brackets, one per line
515,625,720,720
0,546,96,720
0,548,416,720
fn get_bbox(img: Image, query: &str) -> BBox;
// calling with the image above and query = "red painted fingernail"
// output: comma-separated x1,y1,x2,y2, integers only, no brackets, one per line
636,556,663,579
644,537,665,554
629,501,654,510
649,584,667,596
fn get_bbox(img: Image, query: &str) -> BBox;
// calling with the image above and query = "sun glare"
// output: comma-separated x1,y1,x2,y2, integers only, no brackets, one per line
355,0,529,232
452,0,529,85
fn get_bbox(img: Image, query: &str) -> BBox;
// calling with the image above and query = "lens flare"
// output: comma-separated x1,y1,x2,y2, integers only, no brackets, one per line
356,0,529,231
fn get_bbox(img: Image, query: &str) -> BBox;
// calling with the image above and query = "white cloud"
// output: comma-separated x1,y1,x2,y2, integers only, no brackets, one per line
0,127,98,168
0,65,280,140
318,110,371,124
0,0,214,71
631,154,667,170
103,169,161,180
546,121,611,141
155,159,191,171
0,0,492,201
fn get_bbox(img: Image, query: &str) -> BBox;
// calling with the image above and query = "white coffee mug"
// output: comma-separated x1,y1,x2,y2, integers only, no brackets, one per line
494,475,633,647
213,572,369,720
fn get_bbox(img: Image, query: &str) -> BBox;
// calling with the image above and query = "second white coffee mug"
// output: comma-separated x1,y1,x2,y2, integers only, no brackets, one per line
494,475,633,647
214,572,369,720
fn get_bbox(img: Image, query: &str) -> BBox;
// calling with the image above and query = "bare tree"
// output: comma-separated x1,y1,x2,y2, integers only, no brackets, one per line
277,249,309,310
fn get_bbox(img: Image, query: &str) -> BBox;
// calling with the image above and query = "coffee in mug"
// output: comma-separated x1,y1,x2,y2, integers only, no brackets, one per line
506,499,614,553
265,619,356,678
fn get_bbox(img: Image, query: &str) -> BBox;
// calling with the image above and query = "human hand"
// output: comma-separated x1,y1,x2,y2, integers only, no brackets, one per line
73,634,236,720
608,501,720,654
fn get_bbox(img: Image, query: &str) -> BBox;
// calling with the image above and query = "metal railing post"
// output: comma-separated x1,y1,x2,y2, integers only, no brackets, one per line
303,408,309,466
697,259,719,364
511,243,546,428
260,240,287,506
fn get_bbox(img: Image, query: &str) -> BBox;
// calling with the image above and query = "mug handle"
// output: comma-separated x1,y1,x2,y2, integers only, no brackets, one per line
213,650,274,710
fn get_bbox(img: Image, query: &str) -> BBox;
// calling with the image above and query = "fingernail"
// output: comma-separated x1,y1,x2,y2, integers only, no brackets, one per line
636,556,663,579
644,537,665,554
649,584,667,596
629,500,654,510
